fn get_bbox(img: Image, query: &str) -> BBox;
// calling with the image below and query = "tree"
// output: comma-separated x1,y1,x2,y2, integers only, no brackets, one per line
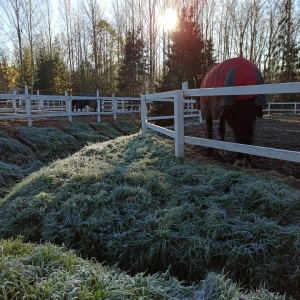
117,30,147,96
0,55,17,93
0,0,25,86
152,5,214,125
35,39,69,94
159,6,215,92
82,0,104,78
276,0,300,82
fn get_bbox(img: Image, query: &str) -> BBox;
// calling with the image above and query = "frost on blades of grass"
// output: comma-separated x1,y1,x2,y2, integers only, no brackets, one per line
0,236,288,299
14,126,80,162
61,122,109,146
0,134,299,298
0,134,42,197
90,122,124,139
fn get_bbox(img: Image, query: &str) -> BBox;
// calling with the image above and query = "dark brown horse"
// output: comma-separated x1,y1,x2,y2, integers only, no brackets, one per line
194,57,266,167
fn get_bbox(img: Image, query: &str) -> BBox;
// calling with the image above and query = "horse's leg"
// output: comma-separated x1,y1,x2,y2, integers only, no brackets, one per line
225,106,246,166
206,117,213,156
219,115,225,141
218,115,226,157
228,100,256,167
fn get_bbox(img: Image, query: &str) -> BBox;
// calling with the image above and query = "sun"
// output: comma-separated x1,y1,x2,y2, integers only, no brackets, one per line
160,8,178,31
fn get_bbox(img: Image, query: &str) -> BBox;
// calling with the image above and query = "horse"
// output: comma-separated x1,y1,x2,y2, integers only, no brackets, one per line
193,57,267,167
72,97,98,112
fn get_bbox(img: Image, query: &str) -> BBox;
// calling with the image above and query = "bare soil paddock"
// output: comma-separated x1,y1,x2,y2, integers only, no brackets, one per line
183,114,300,187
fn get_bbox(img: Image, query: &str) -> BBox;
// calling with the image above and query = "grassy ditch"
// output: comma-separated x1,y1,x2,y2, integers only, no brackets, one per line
0,133,299,298
0,120,139,197
0,131,42,197
1,236,286,299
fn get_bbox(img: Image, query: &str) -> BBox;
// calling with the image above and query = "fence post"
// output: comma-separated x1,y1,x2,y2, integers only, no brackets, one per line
174,90,184,157
13,91,17,112
141,94,147,137
37,90,43,112
181,82,188,91
65,90,72,122
25,85,32,127
294,102,297,115
113,94,117,122
97,89,101,123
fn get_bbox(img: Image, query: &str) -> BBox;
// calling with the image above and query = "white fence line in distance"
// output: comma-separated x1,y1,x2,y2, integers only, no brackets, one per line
141,82,300,163
0,86,141,126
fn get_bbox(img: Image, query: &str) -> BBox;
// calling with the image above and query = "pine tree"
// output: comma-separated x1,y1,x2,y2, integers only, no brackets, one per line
117,30,147,96
158,6,215,92
152,5,215,125
35,40,69,95
277,0,300,81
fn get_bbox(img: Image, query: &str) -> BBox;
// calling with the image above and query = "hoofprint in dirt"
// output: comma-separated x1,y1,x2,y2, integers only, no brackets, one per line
183,114,300,182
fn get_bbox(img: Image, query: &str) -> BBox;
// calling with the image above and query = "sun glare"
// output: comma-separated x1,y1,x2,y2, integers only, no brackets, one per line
160,8,178,31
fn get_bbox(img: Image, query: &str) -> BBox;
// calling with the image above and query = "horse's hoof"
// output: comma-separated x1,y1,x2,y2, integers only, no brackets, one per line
233,159,244,167
234,159,251,168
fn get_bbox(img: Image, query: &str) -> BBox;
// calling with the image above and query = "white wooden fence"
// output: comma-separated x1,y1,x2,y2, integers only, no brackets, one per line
0,86,141,126
265,101,299,114
141,82,300,163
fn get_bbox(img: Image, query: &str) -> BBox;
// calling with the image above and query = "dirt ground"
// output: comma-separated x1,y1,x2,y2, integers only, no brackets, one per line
1,113,300,187
183,114,300,188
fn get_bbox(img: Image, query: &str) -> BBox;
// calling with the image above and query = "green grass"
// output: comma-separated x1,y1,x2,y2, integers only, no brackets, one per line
90,122,124,139
14,126,81,162
113,120,141,134
0,237,288,299
0,121,129,198
0,134,42,197
0,134,299,298
61,122,109,146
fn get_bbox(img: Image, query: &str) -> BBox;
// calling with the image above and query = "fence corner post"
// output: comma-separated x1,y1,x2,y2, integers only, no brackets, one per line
174,90,184,157
141,94,147,137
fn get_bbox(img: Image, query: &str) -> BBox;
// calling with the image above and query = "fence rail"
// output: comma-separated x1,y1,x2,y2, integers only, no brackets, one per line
141,82,300,163
0,86,141,126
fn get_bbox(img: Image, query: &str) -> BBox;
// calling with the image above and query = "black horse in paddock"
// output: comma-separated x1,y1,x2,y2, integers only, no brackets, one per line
194,57,267,167
72,96,98,112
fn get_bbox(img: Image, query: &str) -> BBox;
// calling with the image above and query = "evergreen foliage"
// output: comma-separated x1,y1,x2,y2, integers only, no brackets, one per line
151,6,215,125
35,42,70,95
117,30,147,96
158,6,214,92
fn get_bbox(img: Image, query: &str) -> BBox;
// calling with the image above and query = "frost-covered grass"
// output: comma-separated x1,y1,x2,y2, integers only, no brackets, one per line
0,133,42,197
0,134,299,298
113,119,141,134
90,122,124,139
0,237,288,299
15,126,80,162
0,120,139,198
61,121,109,146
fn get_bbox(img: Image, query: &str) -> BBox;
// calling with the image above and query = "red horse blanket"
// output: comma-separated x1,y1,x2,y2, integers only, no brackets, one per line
200,57,266,120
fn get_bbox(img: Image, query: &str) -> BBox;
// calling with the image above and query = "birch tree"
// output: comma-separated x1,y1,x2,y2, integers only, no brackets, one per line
0,0,25,85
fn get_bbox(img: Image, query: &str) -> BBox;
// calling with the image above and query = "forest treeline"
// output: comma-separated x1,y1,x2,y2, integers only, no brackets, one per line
0,0,299,101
